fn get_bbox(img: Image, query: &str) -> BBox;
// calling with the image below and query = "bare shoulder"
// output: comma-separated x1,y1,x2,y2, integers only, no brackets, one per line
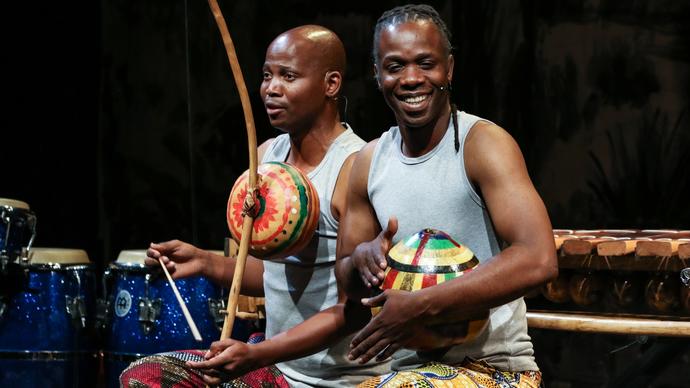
466,121,519,154
352,139,380,169
464,121,526,183
331,152,358,221
348,138,380,194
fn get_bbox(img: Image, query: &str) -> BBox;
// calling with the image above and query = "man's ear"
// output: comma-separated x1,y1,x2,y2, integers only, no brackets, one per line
446,54,454,84
325,70,343,99
373,64,381,90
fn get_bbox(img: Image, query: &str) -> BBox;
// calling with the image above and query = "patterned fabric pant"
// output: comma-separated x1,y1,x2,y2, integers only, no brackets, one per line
119,333,289,388
358,358,541,388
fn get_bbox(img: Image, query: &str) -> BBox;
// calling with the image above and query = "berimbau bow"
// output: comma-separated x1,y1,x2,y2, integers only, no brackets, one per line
207,0,259,341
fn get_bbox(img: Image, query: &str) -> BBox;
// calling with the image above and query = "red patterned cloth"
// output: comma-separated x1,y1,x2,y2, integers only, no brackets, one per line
120,333,289,388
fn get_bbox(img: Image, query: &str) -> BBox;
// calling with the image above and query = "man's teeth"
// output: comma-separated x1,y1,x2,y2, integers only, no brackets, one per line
403,95,428,104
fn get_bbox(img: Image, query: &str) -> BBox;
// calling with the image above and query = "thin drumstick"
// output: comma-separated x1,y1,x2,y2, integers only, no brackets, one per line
158,258,202,342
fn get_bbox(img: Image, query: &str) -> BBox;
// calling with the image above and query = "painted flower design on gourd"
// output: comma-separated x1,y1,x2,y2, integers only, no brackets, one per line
227,162,320,260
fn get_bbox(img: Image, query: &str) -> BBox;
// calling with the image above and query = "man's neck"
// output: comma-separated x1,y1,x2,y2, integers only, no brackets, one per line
398,105,452,158
287,113,345,173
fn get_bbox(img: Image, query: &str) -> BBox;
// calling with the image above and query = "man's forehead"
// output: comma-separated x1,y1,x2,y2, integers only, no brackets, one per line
378,21,445,60
265,36,321,69
381,21,443,44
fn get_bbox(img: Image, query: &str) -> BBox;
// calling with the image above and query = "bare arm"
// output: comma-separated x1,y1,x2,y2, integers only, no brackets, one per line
348,123,558,363
335,140,389,301
419,122,557,318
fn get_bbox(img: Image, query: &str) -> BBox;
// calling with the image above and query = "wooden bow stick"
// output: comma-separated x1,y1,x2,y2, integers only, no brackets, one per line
207,0,259,341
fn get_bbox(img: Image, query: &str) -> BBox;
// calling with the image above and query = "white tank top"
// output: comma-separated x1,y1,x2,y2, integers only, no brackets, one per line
368,111,538,372
261,126,390,387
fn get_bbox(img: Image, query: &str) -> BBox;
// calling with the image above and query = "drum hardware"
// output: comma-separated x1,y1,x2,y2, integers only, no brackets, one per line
96,269,112,330
0,226,36,275
0,297,6,319
137,298,162,335
1,253,8,275
1,210,12,266
210,295,266,325
96,298,111,330
137,273,161,334
15,248,33,280
65,269,87,328
208,297,227,330
66,295,87,329
1,199,36,257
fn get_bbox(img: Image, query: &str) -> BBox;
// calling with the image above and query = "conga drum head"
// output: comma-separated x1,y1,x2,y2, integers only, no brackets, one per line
0,198,30,210
27,248,90,266
227,162,320,260
377,229,489,349
114,250,147,268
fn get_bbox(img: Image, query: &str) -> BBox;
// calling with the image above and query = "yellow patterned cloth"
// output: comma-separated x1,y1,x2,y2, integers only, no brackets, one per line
358,359,541,388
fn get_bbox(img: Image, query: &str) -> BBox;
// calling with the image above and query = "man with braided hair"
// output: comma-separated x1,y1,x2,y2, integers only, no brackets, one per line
336,4,557,387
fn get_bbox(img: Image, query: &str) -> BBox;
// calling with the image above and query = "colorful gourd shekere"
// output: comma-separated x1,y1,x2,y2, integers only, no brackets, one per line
227,162,320,260
375,228,489,349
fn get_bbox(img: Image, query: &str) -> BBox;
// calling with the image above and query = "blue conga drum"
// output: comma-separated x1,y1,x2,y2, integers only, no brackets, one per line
102,250,250,387
0,248,98,387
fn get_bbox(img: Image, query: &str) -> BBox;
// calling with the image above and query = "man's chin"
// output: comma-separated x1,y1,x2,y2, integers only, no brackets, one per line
400,115,431,129
269,120,289,132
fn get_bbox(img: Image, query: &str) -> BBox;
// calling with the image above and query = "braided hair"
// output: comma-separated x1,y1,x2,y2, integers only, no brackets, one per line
372,4,452,64
373,4,461,152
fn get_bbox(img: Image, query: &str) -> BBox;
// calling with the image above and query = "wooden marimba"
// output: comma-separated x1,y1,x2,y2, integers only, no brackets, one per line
526,229,690,337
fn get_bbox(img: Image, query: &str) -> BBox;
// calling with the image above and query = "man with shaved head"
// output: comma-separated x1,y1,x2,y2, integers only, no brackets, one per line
120,25,389,387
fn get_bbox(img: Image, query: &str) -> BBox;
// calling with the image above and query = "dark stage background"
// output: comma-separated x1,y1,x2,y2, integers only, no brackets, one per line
3,1,690,387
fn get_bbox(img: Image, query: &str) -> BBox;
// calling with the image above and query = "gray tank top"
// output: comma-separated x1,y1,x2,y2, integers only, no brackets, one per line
368,112,538,372
261,126,390,387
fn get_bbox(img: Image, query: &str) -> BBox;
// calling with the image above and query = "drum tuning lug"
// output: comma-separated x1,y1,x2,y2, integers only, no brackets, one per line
96,298,111,329
18,247,31,265
65,295,87,328
17,249,31,269
0,253,7,275
681,268,690,287
0,297,6,318
208,298,227,330
138,297,162,334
